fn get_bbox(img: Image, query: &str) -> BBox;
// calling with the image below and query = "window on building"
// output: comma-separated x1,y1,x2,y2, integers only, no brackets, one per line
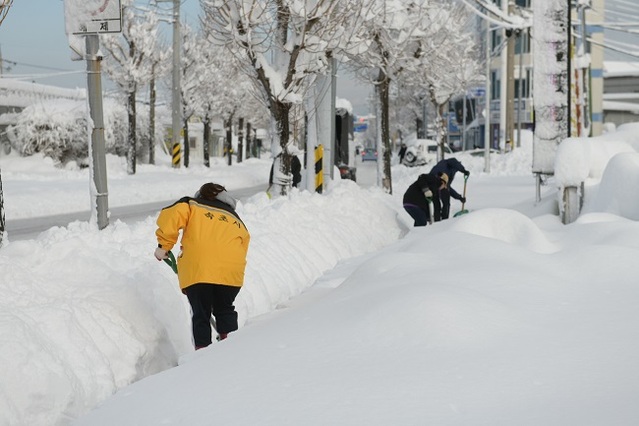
515,30,530,54
491,71,500,100
189,137,197,149
515,69,532,99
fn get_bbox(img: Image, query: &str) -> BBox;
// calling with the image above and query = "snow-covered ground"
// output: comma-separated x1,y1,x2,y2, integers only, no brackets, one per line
2,129,639,425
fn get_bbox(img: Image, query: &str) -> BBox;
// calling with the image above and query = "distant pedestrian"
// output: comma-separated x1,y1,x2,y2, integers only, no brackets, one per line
402,172,449,226
398,143,407,164
268,148,302,193
154,182,250,349
430,158,470,219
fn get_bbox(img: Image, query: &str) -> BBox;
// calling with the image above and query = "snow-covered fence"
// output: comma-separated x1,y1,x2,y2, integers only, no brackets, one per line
554,123,639,223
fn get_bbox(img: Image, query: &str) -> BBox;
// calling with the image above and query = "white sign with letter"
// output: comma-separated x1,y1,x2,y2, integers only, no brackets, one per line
64,0,122,35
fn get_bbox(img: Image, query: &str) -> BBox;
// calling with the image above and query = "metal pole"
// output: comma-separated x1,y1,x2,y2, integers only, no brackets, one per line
85,34,109,230
577,3,590,134
516,31,523,147
505,1,515,151
422,97,427,138
462,93,467,150
171,0,181,168
567,0,572,138
329,57,337,180
484,20,491,173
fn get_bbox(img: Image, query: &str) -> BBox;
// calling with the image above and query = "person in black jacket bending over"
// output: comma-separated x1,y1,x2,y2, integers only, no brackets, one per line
430,158,470,219
403,172,449,226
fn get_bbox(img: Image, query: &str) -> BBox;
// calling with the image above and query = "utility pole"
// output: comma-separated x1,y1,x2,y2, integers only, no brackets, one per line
158,0,182,167
505,1,516,151
516,30,524,147
171,0,181,168
484,19,491,173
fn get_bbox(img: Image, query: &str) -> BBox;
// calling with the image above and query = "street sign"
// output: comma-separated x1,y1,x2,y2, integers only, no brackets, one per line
469,87,486,98
64,0,122,35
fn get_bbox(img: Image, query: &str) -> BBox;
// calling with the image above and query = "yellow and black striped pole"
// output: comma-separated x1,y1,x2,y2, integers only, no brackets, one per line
314,144,323,194
172,142,181,168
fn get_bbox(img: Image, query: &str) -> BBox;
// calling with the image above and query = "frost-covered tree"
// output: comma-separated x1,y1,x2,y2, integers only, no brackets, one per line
423,1,485,160
0,0,13,247
179,25,204,168
146,26,170,165
201,0,371,195
0,166,4,247
102,0,161,174
345,0,432,193
416,1,482,162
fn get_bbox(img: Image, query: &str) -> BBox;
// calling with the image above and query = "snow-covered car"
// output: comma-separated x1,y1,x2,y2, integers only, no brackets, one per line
423,140,453,164
401,139,453,167
401,145,427,167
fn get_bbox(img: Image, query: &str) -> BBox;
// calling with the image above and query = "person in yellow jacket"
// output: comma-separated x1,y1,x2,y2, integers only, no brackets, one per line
154,182,250,349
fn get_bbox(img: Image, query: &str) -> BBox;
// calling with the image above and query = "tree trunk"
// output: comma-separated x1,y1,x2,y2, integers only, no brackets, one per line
435,102,447,162
127,88,137,175
203,112,211,168
245,121,252,160
429,85,449,163
183,118,190,168
272,100,292,196
237,117,244,163
0,168,5,248
225,117,233,166
378,75,392,194
149,68,156,165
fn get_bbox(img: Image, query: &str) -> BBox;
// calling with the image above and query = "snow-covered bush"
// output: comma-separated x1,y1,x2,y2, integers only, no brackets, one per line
7,98,161,165
7,99,89,164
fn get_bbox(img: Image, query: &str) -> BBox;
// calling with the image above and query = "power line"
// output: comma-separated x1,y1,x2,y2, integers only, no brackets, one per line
2,59,78,72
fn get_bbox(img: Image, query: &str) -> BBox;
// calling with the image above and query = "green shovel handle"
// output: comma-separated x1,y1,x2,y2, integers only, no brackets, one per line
163,251,178,274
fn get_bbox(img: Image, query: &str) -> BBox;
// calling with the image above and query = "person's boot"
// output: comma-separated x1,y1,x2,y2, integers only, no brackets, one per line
217,333,228,341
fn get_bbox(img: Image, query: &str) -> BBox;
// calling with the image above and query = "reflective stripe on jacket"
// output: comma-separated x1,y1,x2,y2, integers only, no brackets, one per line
156,196,250,290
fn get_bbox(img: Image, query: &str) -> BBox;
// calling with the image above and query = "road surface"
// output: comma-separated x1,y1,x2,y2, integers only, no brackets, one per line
5,184,267,241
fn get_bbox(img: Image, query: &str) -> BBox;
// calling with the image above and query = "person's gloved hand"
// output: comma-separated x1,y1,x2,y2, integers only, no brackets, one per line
464,170,470,177
460,197,466,204
154,247,168,261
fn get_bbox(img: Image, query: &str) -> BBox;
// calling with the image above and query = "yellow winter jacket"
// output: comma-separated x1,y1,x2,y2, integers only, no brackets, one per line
156,196,250,290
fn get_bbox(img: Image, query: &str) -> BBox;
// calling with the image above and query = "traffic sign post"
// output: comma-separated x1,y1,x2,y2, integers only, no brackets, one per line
64,0,122,230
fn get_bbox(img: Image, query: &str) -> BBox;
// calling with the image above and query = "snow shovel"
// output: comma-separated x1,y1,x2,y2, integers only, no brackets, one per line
163,251,178,274
453,174,470,217
161,251,221,340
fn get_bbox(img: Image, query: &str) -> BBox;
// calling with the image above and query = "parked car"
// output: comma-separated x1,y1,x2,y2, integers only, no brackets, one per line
401,139,452,167
424,140,453,164
361,148,377,162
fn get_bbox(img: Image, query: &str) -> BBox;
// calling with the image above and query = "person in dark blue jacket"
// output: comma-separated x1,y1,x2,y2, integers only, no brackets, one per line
402,172,449,226
430,158,469,219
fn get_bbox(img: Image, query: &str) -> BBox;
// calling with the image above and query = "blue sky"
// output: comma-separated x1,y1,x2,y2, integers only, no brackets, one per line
0,0,370,113
7,1,636,117
0,0,200,89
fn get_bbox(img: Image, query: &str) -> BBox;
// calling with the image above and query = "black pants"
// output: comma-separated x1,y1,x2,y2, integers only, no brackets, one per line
440,188,451,219
184,283,241,348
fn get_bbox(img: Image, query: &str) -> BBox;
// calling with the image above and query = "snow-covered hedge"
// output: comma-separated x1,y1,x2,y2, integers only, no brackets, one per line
7,98,163,165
